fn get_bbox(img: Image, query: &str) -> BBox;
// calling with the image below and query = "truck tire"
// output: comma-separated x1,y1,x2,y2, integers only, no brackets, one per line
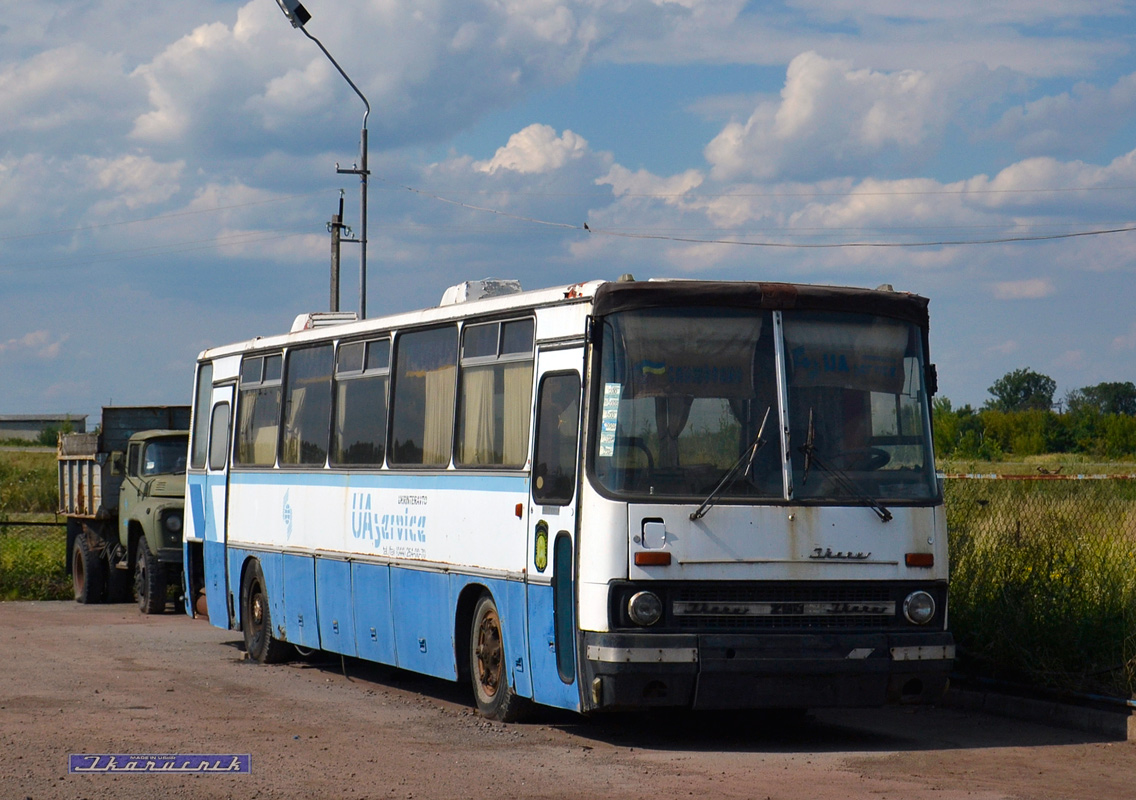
134,537,167,614
72,535,107,604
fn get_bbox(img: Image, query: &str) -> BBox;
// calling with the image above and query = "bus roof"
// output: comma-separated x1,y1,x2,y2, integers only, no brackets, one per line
196,277,928,361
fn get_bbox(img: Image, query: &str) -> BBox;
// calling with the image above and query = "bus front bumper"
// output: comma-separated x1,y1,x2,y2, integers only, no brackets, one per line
580,630,954,712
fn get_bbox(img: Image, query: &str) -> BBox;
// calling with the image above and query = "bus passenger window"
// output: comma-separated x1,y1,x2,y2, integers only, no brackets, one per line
190,362,213,470
208,403,230,471
533,373,580,505
390,326,458,466
236,353,283,467
280,344,334,467
332,338,390,467
457,318,534,468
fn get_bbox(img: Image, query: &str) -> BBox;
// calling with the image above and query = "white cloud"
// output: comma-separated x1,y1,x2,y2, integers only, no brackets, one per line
0,44,137,138
704,52,1000,181
993,71,1136,157
1052,349,1085,369
987,340,1020,356
597,165,704,204
474,125,589,175
88,155,185,211
992,278,1055,299
0,330,67,360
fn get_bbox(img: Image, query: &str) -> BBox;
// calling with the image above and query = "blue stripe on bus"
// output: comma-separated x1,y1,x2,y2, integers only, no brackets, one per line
527,583,580,710
316,558,356,657
227,471,528,493
218,548,578,709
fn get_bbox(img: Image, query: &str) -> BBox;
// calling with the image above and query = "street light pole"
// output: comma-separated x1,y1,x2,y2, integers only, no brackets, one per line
274,0,371,319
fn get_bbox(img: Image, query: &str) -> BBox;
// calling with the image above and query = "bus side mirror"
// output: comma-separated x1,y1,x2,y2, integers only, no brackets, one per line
925,364,938,396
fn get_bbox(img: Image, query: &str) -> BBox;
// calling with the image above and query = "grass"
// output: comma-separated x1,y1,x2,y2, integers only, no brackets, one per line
0,448,58,514
0,450,70,600
0,520,70,601
944,476,1136,699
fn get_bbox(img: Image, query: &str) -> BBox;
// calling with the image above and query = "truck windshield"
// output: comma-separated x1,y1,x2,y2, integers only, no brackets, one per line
592,306,938,504
142,437,188,476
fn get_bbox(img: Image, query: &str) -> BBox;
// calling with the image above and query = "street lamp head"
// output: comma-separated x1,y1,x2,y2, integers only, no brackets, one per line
275,0,311,28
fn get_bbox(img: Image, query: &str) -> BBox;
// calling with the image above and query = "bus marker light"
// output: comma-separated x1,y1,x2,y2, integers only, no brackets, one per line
905,553,934,568
634,551,671,567
515,503,523,518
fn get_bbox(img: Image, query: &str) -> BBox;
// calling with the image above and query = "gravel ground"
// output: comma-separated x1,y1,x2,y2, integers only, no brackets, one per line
2,601,1132,800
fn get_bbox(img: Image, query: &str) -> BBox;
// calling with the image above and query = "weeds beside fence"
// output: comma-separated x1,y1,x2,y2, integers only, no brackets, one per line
944,475,1136,700
0,450,70,600
2,454,1135,699
0,519,70,601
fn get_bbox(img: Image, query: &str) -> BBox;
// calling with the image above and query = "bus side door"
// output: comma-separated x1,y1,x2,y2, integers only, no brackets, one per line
526,346,583,710
201,384,234,626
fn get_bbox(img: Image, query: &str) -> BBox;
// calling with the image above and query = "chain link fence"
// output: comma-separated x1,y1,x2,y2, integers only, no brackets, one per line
4,474,1136,698
0,518,70,601
944,475,1136,700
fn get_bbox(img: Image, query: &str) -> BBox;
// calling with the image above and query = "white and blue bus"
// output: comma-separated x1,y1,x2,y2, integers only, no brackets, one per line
183,277,953,720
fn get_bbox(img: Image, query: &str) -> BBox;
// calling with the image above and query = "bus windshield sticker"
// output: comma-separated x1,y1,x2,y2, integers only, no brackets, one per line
599,382,621,457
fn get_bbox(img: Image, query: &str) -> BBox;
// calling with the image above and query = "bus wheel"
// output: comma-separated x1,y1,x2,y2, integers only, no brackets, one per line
134,538,167,615
470,594,530,722
72,535,106,604
241,560,291,664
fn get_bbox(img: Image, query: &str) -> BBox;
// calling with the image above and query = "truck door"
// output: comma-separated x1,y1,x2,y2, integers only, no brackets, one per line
526,345,584,710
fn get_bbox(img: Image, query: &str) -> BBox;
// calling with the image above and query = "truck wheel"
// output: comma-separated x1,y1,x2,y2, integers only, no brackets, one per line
72,535,107,604
241,560,292,664
134,538,167,614
470,593,531,722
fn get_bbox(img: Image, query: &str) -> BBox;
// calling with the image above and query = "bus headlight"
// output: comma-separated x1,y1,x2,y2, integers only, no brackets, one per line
627,591,663,627
903,591,936,625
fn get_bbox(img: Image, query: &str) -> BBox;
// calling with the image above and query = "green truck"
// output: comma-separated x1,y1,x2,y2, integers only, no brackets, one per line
58,406,190,614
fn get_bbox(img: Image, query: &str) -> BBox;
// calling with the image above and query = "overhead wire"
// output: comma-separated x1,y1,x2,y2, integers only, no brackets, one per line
4,178,1135,270
381,178,1136,249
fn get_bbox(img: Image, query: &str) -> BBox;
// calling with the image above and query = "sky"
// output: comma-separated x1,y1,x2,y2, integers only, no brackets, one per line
2,0,1135,426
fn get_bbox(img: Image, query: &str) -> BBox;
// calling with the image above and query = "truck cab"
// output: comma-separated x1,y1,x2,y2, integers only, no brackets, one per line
118,430,188,613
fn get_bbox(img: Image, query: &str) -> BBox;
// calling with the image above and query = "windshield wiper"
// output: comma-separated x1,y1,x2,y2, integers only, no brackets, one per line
690,406,771,521
798,407,892,523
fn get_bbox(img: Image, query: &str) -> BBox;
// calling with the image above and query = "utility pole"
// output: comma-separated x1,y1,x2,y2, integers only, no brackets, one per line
327,192,348,312
275,0,371,319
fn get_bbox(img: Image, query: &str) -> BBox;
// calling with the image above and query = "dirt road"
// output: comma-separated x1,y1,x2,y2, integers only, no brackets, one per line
2,602,1132,800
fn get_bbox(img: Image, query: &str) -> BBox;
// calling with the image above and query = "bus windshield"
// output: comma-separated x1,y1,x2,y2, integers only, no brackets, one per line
593,306,938,503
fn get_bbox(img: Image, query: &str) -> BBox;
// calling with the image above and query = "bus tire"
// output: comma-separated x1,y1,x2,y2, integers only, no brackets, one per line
241,560,291,664
72,534,106,604
134,537,167,615
470,593,531,722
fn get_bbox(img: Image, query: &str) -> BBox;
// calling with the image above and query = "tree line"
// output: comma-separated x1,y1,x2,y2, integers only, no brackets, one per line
933,369,1136,460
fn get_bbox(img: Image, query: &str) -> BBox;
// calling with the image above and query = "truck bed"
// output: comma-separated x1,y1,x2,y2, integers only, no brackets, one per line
57,405,191,519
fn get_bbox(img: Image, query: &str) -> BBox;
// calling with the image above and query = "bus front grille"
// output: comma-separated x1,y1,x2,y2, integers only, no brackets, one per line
670,585,895,630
